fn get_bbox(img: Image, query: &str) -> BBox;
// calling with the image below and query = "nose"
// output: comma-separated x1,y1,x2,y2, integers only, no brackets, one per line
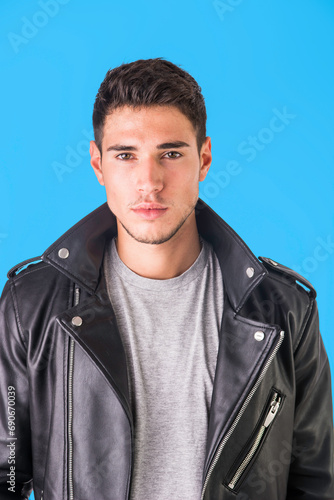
135,157,164,194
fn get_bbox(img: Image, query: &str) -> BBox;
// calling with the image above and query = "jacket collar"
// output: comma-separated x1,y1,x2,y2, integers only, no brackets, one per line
42,198,267,312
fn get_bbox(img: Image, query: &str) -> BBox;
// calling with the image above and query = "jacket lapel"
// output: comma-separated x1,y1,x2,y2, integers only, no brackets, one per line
203,300,282,479
56,285,133,425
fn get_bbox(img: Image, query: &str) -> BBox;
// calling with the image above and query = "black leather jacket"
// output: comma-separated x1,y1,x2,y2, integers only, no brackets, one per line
0,198,333,500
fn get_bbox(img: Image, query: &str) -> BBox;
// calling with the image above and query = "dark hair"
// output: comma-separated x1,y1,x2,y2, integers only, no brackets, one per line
92,57,207,157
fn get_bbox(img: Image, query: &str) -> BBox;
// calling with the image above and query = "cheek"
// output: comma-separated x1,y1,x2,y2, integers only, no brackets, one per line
170,168,199,192
103,169,126,195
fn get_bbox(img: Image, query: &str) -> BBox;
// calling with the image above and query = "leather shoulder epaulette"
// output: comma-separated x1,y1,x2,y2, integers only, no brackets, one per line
259,256,316,298
7,256,43,279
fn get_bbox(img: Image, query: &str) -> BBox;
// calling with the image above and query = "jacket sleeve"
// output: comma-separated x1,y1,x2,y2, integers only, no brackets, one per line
0,279,33,499
287,294,334,499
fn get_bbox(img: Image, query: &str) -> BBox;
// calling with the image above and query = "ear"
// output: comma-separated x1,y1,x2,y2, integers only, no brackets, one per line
90,141,105,186
199,136,212,182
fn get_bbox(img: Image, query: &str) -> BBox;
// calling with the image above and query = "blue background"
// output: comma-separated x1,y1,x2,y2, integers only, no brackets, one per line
0,1,333,498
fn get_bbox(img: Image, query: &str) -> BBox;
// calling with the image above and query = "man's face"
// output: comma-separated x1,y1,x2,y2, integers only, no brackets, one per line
90,105,212,245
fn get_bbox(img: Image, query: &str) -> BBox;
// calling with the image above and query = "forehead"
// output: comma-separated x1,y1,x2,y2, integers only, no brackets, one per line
102,105,196,139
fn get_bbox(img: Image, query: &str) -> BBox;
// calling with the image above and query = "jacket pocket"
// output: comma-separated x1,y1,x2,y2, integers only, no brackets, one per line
224,388,284,492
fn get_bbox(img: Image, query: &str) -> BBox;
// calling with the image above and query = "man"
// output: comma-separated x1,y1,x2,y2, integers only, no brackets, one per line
0,58,333,500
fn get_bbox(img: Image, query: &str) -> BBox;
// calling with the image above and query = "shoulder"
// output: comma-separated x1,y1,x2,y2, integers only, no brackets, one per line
258,256,316,299
241,256,318,352
2,256,72,330
4,256,68,293
7,255,45,280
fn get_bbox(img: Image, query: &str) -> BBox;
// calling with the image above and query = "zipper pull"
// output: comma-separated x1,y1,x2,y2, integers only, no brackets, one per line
263,394,281,428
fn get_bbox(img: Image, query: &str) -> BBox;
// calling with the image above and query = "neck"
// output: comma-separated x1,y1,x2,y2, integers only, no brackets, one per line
115,220,202,280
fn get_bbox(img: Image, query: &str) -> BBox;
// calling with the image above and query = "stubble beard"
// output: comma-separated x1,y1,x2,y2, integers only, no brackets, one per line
118,197,199,245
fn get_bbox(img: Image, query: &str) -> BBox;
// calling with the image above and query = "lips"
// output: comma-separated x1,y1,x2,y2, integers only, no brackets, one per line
131,206,168,220
132,203,167,210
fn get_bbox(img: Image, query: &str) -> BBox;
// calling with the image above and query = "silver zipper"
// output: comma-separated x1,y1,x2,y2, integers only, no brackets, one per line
68,285,80,500
228,392,281,489
200,330,284,500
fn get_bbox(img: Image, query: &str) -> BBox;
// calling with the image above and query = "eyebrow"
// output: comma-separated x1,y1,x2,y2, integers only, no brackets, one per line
106,141,191,152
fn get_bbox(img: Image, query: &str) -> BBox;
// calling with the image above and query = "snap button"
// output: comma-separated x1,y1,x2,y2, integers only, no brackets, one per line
58,248,69,259
269,259,278,266
71,316,82,327
246,267,255,278
254,331,265,341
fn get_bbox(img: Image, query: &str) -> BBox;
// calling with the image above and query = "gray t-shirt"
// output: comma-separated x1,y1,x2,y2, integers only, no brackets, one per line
104,235,224,500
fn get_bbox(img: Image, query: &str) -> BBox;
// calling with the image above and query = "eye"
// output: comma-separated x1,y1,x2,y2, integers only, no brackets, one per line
116,153,133,160
164,151,182,159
